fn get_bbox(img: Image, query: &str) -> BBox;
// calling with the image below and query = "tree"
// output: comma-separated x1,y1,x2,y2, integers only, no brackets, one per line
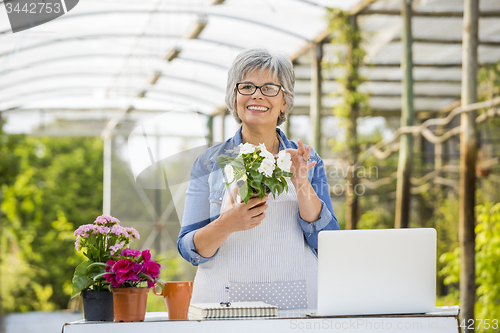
0,134,103,312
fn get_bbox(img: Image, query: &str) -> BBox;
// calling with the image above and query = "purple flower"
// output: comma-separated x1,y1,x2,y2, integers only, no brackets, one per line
120,249,141,258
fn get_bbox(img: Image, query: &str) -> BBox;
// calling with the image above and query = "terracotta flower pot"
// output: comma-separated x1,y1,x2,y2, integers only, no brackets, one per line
111,287,150,322
81,290,114,321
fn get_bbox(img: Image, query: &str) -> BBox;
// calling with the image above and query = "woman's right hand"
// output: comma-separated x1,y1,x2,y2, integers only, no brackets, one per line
220,185,269,232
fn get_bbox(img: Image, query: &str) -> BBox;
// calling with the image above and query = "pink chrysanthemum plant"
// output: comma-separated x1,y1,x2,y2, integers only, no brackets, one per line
71,215,140,297
104,249,161,289
217,142,293,204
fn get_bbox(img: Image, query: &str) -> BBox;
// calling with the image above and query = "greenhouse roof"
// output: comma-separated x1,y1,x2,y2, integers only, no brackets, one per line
0,0,499,136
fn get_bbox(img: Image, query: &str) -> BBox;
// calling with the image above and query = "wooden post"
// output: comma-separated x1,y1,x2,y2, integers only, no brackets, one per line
395,0,414,229
460,0,478,329
207,115,213,146
310,43,323,155
345,15,360,230
284,113,291,138
221,109,226,141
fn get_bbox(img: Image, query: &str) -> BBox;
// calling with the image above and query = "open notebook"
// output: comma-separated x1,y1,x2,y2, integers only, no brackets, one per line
189,302,278,319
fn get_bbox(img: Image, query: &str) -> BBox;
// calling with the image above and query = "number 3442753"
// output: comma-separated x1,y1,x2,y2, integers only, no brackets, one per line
5,2,62,14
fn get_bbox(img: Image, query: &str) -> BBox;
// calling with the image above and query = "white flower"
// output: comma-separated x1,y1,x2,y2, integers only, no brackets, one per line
258,143,275,160
277,150,292,172
238,143,256,155
258,158,276,177
224,165,234,183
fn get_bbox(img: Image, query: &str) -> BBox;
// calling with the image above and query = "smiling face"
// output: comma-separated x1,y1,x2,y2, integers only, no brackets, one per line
236,69,286,129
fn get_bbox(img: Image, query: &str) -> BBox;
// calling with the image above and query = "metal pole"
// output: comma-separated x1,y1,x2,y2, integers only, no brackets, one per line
460,0,478,330
103,134,112,215
395,0,414,228
310,43,323,155
154,131,162,255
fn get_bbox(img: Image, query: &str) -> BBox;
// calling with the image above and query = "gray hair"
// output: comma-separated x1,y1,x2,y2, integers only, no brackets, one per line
225,48,295,126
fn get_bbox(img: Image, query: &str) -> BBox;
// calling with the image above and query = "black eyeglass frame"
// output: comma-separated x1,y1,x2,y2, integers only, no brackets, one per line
235,82,282,97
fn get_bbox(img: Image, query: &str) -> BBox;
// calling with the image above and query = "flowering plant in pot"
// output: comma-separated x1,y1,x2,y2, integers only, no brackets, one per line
217,142,293,204
104,249,162,322
71,215,140,321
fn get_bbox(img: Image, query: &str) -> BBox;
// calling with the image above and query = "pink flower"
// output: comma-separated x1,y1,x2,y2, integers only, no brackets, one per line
124,227,140,240
121,249,141,258
74,224,93,236
111,225,127,237
109,243,123,255
141,250,151,262
95,215,120,225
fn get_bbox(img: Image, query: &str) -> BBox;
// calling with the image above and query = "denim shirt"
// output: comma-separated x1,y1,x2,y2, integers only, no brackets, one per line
177,126,339,266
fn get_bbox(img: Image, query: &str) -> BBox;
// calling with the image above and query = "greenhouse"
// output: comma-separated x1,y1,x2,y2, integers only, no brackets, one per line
1,0,499,331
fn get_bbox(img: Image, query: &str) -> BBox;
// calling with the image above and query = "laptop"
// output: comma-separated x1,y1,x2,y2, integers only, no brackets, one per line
316,228,436,316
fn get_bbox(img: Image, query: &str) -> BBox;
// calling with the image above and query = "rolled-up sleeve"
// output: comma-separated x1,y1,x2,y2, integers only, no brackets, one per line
178,221,218,266
176,155,218,266
298,153,339,250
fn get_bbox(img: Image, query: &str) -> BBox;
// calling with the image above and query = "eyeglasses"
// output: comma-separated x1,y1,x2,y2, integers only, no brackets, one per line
236,82,282,97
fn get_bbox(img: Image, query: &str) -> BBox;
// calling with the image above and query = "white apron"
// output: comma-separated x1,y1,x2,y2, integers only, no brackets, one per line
190,178,318,310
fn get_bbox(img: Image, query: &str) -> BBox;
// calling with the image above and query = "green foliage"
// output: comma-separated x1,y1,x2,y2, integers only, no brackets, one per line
478,60,500,101
326,8,369,133
439,202,500,331
0,133,103,313
71,261,94,298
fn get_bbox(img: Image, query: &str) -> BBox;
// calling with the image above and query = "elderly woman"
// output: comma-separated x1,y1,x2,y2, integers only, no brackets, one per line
177,48,339,310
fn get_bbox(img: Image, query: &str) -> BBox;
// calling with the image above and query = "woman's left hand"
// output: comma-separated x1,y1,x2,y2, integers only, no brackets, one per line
282,139,317,188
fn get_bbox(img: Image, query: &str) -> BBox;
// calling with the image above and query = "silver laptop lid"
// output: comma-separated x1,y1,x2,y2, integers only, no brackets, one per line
317,228,436,316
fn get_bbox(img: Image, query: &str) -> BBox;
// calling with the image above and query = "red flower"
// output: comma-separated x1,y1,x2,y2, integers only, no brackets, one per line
113,259,140,285
105,260,115,272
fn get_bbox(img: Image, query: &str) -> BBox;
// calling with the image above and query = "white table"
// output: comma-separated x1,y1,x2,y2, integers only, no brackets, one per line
62,306,461,333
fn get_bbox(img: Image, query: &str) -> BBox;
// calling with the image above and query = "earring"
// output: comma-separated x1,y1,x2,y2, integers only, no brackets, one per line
279,111,286,120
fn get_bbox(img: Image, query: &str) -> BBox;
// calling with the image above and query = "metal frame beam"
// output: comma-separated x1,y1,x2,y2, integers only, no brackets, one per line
0,10,313,41
0,71,225,94
0,34,243,59
359,9,500,17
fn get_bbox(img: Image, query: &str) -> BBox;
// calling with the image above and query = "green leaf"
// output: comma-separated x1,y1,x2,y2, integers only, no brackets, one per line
249,169,263,183
71,261,94,298
275,170,293,178
229,157,245,169
239,180,248,201
87,262,107,274
217,154,233,168
92,272,107,281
